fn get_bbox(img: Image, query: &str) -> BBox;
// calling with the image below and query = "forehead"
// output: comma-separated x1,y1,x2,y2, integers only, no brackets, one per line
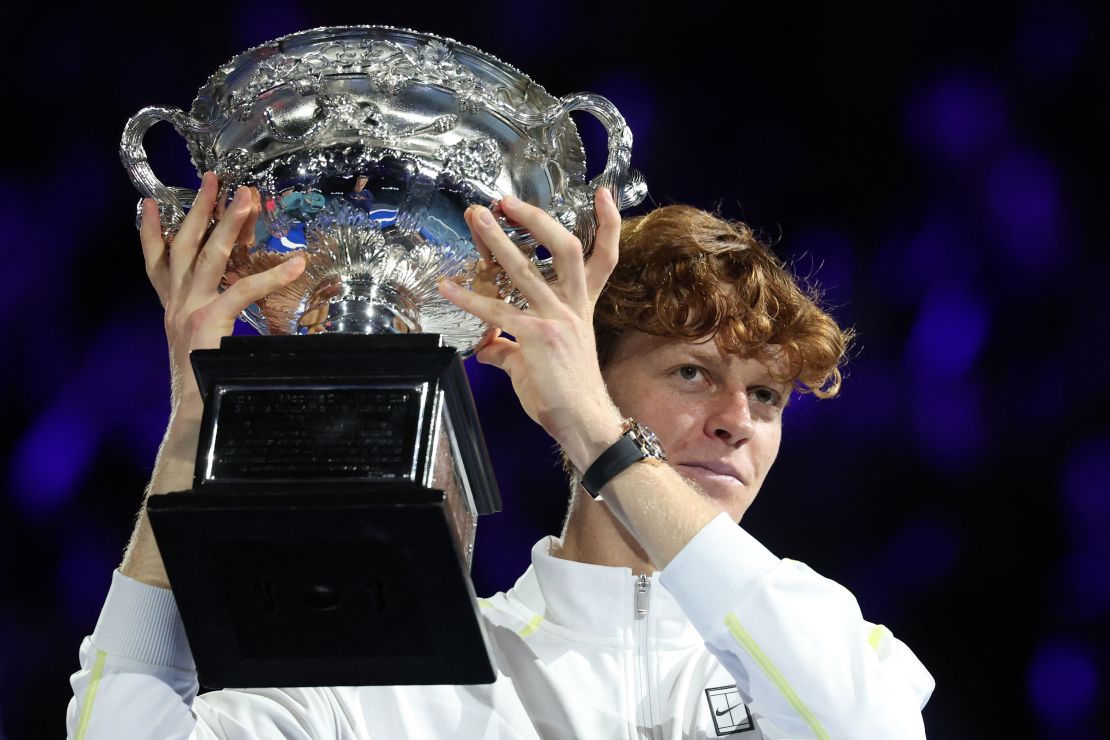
610,330,790,380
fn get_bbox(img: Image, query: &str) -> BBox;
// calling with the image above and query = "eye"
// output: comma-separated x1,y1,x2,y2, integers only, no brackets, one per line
677,366,703,381
749,387,781,406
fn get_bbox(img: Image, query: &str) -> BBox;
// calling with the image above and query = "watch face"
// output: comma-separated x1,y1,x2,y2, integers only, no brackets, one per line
632,422,667,462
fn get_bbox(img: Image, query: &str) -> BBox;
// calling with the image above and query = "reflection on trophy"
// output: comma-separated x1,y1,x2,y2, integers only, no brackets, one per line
121,25,645,688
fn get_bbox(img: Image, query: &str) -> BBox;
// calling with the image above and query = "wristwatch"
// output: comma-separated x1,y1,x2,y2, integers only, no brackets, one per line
580,418,667,498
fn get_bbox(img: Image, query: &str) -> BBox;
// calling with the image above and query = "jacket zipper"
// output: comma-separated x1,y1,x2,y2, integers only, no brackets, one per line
634,573,655,738
636,573,650,617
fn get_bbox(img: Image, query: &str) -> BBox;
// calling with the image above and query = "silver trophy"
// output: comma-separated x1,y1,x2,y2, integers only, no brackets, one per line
120,25,646,689
122,25,646,347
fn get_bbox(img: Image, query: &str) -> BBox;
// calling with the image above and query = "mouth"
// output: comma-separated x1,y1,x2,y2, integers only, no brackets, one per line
673,463,747,490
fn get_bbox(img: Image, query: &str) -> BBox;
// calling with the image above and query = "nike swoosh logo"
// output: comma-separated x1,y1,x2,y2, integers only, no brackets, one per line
716,703,740,716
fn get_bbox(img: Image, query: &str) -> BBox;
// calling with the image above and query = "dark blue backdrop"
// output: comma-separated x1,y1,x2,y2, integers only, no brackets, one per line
2,2,1108,738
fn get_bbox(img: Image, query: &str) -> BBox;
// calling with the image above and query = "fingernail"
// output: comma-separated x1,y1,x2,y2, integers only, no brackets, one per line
233,187,249,206
438,277,460,293
502,193,520,207
477,208,495,227
283,255,304,273
597,187,613,205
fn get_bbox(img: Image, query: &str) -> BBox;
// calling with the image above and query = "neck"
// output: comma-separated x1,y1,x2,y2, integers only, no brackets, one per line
553,481,658,574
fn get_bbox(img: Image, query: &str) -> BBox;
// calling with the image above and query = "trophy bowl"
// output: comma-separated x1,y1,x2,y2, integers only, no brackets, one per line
121,25,647,352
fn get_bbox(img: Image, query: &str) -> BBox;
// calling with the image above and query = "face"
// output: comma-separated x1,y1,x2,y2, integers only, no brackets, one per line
601,331,790,522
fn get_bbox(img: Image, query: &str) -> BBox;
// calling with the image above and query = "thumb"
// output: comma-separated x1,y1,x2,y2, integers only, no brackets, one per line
475,336,519,371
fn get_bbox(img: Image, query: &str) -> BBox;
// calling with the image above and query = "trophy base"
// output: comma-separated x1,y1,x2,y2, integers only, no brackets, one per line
147,487,496,688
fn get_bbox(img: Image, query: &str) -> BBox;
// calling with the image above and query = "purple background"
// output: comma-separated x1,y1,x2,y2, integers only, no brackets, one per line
3,2,1109,737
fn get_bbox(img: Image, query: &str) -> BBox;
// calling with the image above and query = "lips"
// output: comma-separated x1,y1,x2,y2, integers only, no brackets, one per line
674,461,747,486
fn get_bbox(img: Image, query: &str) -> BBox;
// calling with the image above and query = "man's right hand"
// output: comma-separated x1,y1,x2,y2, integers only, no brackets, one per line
142,172,305,423
120,172,305,587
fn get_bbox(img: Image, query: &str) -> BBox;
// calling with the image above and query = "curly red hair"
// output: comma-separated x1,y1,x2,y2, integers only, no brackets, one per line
595,205,852,398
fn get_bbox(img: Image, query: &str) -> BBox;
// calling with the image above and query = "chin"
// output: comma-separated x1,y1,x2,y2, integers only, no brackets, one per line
676,468,753,522
716,495,753,524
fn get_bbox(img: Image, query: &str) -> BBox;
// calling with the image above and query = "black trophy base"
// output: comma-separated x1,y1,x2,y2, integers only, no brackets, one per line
146,487,495,688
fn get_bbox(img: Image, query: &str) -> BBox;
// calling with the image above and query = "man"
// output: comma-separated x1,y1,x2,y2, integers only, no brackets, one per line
67,175,934,738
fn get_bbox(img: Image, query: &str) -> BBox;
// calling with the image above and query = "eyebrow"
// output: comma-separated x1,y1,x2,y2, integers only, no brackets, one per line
681,345,724,365
657,344,726,372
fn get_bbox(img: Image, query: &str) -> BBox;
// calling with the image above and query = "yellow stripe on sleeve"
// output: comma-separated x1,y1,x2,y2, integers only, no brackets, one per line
867,624,891,653
75,649,107,740
723,612,830,740
518,615,543,638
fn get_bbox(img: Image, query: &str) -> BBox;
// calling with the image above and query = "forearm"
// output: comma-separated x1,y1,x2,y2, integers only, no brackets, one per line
559,407,720,569
120,414,201,588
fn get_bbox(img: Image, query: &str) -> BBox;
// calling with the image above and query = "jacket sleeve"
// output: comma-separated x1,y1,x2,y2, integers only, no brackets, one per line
66,570,337,740
660,513,935,740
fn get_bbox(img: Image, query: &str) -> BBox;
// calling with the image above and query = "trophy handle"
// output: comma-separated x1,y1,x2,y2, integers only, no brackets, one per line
549,93,648,258
555,93,647,209
498,92,646,297
120,106,211,232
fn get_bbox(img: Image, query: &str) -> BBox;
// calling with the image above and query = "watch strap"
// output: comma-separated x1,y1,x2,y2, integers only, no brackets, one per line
580,433,646,498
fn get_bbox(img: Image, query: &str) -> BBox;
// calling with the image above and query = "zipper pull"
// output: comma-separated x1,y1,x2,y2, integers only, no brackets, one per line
635,573,650,618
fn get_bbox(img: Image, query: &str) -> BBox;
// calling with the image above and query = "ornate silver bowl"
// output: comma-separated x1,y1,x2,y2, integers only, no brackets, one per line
121,25,647,351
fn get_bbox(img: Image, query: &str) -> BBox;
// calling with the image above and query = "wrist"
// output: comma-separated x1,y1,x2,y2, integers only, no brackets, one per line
120,510,171,588
163,414,202,456
580,418,668,498
555,402,626,474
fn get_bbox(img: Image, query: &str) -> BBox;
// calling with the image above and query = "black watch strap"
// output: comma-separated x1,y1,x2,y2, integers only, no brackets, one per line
581,434,646,498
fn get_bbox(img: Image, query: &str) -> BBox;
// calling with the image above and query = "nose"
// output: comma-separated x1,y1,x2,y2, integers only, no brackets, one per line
706,390,755,446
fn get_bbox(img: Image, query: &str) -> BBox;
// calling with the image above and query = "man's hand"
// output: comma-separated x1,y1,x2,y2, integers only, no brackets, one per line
437,189,626,470
439,190,720,569
140,173,305,424
122,173,305,586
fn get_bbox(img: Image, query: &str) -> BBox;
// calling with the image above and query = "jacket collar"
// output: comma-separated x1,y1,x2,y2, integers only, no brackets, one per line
505,535,702,645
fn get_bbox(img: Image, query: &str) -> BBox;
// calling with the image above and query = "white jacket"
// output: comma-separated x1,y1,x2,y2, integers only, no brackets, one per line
67,514,934,739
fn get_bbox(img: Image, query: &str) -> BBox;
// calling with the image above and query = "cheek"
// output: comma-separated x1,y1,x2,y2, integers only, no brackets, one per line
612,390,697,447
648,405,703,453
754,423,783,469
606,376,686,429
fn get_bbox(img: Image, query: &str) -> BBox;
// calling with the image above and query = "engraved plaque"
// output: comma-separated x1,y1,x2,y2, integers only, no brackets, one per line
203,384,426,482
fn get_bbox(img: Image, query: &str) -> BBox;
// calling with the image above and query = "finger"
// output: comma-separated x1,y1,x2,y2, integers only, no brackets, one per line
475,324,502,353
214,181,228,220
438,277,529,335
471,257,503,301
499,194,588,307
467,205,495,264
192,187,253,296
139,198,170,306
207,254,306,321
585,186,621,301
236,187,261,246
169,172,218,293
466,206,562,315
475,335,520,371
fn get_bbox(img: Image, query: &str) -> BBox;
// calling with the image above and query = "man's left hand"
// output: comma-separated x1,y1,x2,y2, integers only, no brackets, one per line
437,188,625,468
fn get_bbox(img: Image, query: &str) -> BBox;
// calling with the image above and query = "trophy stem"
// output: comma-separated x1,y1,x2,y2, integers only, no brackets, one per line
299,277,422,334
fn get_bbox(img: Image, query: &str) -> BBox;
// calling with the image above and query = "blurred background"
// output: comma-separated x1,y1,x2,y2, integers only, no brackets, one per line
2,1,1108,737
